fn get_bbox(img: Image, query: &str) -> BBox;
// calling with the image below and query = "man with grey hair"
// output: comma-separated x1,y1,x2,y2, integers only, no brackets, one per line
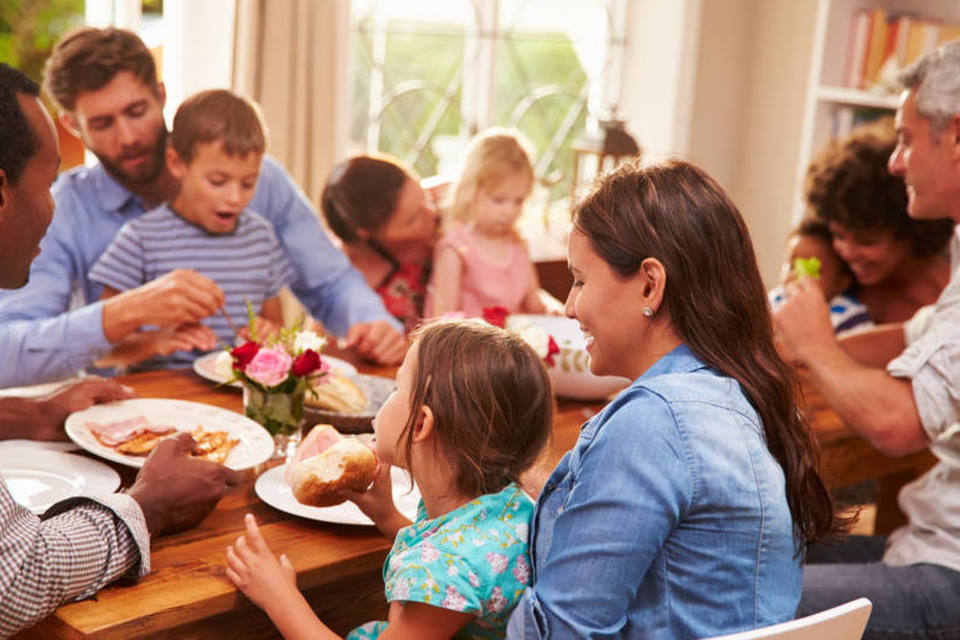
775,40,960,637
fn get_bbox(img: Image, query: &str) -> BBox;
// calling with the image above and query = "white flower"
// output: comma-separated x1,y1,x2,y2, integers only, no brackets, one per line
293,330,326,354
214,350,235,380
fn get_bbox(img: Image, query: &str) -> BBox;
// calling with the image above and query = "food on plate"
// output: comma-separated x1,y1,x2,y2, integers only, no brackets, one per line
87,416,175,447
190,426,241,464
285,424,378,507
306,373,367,414
86,417,239,463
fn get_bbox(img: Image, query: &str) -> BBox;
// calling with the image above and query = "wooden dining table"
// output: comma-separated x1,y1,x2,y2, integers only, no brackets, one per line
13,361,935,639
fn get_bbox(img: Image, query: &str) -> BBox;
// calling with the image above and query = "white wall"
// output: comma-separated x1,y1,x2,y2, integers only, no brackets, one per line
619,0,702,163
685,0,818,285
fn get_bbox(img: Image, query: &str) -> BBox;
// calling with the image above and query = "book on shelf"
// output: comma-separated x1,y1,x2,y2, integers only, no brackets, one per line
831,106,890,141
843,7,960,93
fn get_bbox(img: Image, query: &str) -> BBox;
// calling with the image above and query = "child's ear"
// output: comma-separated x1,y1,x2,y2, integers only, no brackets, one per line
411,404,435,445
166,145,186,180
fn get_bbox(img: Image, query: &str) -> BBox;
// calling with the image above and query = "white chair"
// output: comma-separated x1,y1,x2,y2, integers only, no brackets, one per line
703,598,872,640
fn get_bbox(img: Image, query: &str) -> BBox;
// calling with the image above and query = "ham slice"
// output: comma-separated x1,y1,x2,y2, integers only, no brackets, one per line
284,424,343,484
86,416,178,446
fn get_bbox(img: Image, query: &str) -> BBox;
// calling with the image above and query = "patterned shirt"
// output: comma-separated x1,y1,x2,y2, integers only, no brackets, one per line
89,204,296,369
348,483,534,640
0,480,150,638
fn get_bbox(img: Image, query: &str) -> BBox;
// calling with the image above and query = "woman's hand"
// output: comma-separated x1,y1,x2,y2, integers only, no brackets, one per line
342,462,411,540
225,514,299,612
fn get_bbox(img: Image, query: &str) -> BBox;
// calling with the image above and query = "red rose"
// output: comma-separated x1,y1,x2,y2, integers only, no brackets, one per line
544,335,560,367
231,341,260,370
482,306,509,328
291,349,322,377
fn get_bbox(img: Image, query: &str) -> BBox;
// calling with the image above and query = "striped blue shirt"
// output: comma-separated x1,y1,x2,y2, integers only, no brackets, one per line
89,204,295,368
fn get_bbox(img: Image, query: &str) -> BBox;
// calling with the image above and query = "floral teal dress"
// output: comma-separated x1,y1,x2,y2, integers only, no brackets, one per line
347,483,533,639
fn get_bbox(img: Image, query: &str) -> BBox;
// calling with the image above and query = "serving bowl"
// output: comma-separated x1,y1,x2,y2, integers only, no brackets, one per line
303,373,396,434
507,314,631,401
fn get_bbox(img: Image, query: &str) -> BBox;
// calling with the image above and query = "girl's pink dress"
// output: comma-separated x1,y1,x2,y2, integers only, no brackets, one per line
426,224,532,317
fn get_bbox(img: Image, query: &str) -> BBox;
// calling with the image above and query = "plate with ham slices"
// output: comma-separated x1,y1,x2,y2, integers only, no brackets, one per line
65,399,274,470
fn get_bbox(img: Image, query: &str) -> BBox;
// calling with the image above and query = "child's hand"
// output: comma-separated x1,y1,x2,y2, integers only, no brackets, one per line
342,462,395,518
341,462,411,540
97,324,218,367
225,513,298,611
237,316,282,343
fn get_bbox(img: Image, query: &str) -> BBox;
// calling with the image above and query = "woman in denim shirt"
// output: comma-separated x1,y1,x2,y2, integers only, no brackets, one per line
507,161,842,639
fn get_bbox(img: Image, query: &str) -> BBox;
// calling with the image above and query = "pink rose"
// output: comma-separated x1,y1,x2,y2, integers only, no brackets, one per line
244,346,292,387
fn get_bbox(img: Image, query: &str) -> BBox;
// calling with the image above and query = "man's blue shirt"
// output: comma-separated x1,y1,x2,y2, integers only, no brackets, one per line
0,156,399,385
507,345,802,639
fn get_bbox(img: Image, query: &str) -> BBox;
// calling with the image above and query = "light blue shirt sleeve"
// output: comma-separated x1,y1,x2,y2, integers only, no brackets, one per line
0,187,113,385
507,392,692,639
251,157,401,336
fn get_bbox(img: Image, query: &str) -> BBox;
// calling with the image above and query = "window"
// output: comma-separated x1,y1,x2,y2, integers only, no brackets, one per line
349,0,628,209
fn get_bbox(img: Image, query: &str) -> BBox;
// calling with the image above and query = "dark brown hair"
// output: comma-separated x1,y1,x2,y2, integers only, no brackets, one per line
171,90,266,164
399,319,553,498
0,63,41,184
44,27,158,113
320,155,411,243
573,159,841,546
806,118,953,257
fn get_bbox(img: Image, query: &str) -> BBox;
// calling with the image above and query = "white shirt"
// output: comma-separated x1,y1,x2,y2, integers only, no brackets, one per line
885,224,960,571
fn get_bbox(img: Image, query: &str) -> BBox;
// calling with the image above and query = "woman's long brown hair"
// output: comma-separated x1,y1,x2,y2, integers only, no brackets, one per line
573,160,842,545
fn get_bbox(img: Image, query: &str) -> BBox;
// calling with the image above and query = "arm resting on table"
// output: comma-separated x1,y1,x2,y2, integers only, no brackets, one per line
0,489,150,638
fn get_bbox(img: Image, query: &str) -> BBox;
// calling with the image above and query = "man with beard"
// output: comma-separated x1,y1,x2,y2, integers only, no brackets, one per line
0,27,406,386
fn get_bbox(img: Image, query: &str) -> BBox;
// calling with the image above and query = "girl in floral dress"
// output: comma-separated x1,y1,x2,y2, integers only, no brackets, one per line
226,319,554,639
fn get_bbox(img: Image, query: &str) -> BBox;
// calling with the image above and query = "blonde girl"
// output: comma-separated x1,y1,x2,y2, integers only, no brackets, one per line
226,319,553,640
426,129,548,317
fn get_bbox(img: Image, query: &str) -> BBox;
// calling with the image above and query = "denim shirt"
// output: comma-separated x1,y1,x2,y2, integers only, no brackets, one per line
506,345,801,639
0,156,399,385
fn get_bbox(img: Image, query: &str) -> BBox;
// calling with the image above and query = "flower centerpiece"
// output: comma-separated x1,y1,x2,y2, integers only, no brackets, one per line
214,314,330,460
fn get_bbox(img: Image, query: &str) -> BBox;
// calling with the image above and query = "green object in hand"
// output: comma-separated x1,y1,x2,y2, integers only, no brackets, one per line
793,257,822,279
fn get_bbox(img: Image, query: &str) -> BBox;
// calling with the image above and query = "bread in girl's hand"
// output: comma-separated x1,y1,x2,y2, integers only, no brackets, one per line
286,424,378,507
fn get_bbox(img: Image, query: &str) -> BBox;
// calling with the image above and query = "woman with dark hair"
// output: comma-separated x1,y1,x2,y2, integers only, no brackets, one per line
805,118,952,323
506,160,842,639
320,156,440,331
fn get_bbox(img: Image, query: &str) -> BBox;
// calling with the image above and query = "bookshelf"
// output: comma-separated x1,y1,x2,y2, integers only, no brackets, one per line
793,0,960,221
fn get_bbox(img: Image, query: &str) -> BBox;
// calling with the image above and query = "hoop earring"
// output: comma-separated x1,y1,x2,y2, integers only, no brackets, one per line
643,306,654,318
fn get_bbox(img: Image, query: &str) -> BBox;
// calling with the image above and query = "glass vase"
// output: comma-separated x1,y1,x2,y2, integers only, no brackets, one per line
242,383,305,461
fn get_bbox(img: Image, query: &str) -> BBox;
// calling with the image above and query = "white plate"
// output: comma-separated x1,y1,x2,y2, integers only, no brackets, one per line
192,352,358,388
0,440,79,453
65,399,274,470
255,464,420,526
0,448,120,514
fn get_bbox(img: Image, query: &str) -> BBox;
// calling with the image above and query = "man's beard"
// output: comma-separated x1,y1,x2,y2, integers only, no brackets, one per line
96,124,168,186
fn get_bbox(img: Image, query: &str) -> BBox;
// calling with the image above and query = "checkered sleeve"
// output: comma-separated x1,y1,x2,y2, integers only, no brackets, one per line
0,481,150,638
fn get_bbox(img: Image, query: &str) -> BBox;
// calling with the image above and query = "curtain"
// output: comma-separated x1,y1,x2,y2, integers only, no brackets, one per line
232,0,347,204
232,0,349,327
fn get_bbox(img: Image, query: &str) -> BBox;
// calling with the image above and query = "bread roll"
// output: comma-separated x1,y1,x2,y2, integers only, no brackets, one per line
305,373,367,414
289,437,378,507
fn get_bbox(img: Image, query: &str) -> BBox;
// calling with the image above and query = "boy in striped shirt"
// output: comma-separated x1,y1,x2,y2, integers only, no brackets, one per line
90,89,295,370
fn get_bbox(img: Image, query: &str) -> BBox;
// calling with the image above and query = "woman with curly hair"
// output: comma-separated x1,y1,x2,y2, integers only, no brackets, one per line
805,118,953,323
